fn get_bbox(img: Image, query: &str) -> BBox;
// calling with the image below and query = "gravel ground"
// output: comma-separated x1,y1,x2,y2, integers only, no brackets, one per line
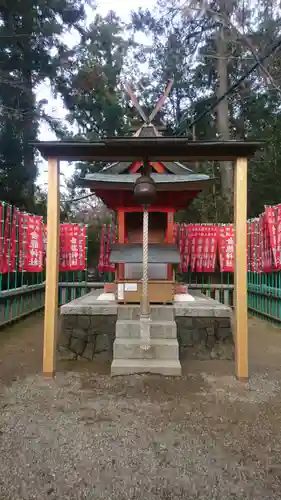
0,315,281,499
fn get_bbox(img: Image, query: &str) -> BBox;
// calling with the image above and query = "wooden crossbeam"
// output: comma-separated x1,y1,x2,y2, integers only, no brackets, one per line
124,79,174,126
148,79,174,122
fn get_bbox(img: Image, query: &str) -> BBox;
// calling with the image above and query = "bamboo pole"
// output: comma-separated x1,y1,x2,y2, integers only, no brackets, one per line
234,157,248,380
43,157,60,377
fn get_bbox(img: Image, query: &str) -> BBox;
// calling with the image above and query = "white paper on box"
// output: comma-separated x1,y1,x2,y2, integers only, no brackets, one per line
124,283,138,292
117,284,124,300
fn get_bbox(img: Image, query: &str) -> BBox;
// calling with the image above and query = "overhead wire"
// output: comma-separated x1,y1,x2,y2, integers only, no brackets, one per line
63,192,96,204
177,36,281,134
130,0,281,135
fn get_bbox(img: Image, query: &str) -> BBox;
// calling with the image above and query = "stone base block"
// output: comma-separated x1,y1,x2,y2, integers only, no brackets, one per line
59,290,234,365
176,316,234,360
111,359,182,376
59,314,116,360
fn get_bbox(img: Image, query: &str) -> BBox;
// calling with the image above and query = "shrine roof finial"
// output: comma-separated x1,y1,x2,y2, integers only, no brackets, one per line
124,79,174,133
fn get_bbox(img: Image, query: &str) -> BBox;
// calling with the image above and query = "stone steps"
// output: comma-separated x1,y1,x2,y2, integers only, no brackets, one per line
111,304,181,376
115,319,177,339
117,305,174,321
113,337,179,360
111,359,181,376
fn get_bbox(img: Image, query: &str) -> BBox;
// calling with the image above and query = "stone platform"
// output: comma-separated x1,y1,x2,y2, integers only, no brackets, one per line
59,290,234,373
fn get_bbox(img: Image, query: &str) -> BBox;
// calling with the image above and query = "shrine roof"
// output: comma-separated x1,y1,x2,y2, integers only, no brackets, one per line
78,172,212,191
101,159,193,175
101,125,194,174
32,138,263,162
110,244,181,264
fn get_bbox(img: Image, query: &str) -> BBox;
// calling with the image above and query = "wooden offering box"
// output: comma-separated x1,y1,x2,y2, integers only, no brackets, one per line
116,280,175,304
112,243,179,304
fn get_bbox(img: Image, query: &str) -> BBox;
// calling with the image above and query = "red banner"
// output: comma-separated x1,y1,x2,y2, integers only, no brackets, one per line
42,223,47,268
177,224,219,272
1,205,11,274
276,204,281,270
259,214,265,272
98,224,106,272
265,206,278,269
250,221,256,272
0,204,3,263
79,225,87,270
173,224,178,244
218,225,235,272
23,215,44,272
18,213,26,272
178,224,185,271
203,226,218,273
182,225,190,272
189,224,198,272
107,225,116,273
59,224,86,272
260,213,273,273
9,209,18,272
247,222,251,272
183,225,218,273
104,225,112,272
195,226,206,272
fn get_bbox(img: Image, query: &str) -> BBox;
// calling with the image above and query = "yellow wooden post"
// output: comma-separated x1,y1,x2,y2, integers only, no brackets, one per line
43,157,60,377
234,157,248,380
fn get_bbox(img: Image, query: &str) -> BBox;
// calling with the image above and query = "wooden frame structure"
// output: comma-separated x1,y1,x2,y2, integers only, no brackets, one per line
33,138,263,381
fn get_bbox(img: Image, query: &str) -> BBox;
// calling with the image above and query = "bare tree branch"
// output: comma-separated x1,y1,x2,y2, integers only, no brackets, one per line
182,0,281,92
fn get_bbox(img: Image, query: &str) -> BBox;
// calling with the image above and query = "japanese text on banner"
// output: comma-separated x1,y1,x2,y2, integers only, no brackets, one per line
265,206,278,269
9,209,18,272
219,225,235,272
1,205,11,274
59,224,86,271
18,213,26,272
24,215,44,272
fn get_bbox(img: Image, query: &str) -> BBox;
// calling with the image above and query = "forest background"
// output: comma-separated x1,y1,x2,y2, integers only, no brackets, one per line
0,0,280,263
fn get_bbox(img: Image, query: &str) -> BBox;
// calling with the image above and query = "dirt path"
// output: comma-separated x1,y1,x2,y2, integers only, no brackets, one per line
0,312,44,385
0,314,281,499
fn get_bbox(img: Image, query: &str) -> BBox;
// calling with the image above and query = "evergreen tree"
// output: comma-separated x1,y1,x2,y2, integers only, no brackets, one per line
55,11,132,140
129,0,281,220
0,0,86,209
54,11,134,202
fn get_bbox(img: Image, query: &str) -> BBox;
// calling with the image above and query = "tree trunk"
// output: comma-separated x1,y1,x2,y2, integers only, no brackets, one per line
216,5,233,213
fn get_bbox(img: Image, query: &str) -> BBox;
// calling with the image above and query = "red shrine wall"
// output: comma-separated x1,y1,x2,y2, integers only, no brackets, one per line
95,190,198,211
125,212,166,244
129,161,166,174
118,210,125,279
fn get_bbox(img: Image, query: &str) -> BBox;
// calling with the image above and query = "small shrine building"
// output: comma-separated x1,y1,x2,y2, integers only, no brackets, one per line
79,124,213,303
33,134,262,381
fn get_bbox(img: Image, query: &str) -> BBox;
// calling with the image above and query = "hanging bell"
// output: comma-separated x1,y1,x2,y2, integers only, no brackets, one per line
133,175,157,206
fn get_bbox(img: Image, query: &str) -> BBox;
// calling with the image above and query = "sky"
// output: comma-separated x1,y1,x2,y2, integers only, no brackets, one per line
98,0,153,19
37,0,155,190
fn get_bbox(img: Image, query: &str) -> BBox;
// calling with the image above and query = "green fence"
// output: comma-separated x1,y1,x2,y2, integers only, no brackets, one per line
0,279,105,327
186,271,281,325
247,271,281,324
181,271,234,307
1,272,281,327
0,272,88,327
